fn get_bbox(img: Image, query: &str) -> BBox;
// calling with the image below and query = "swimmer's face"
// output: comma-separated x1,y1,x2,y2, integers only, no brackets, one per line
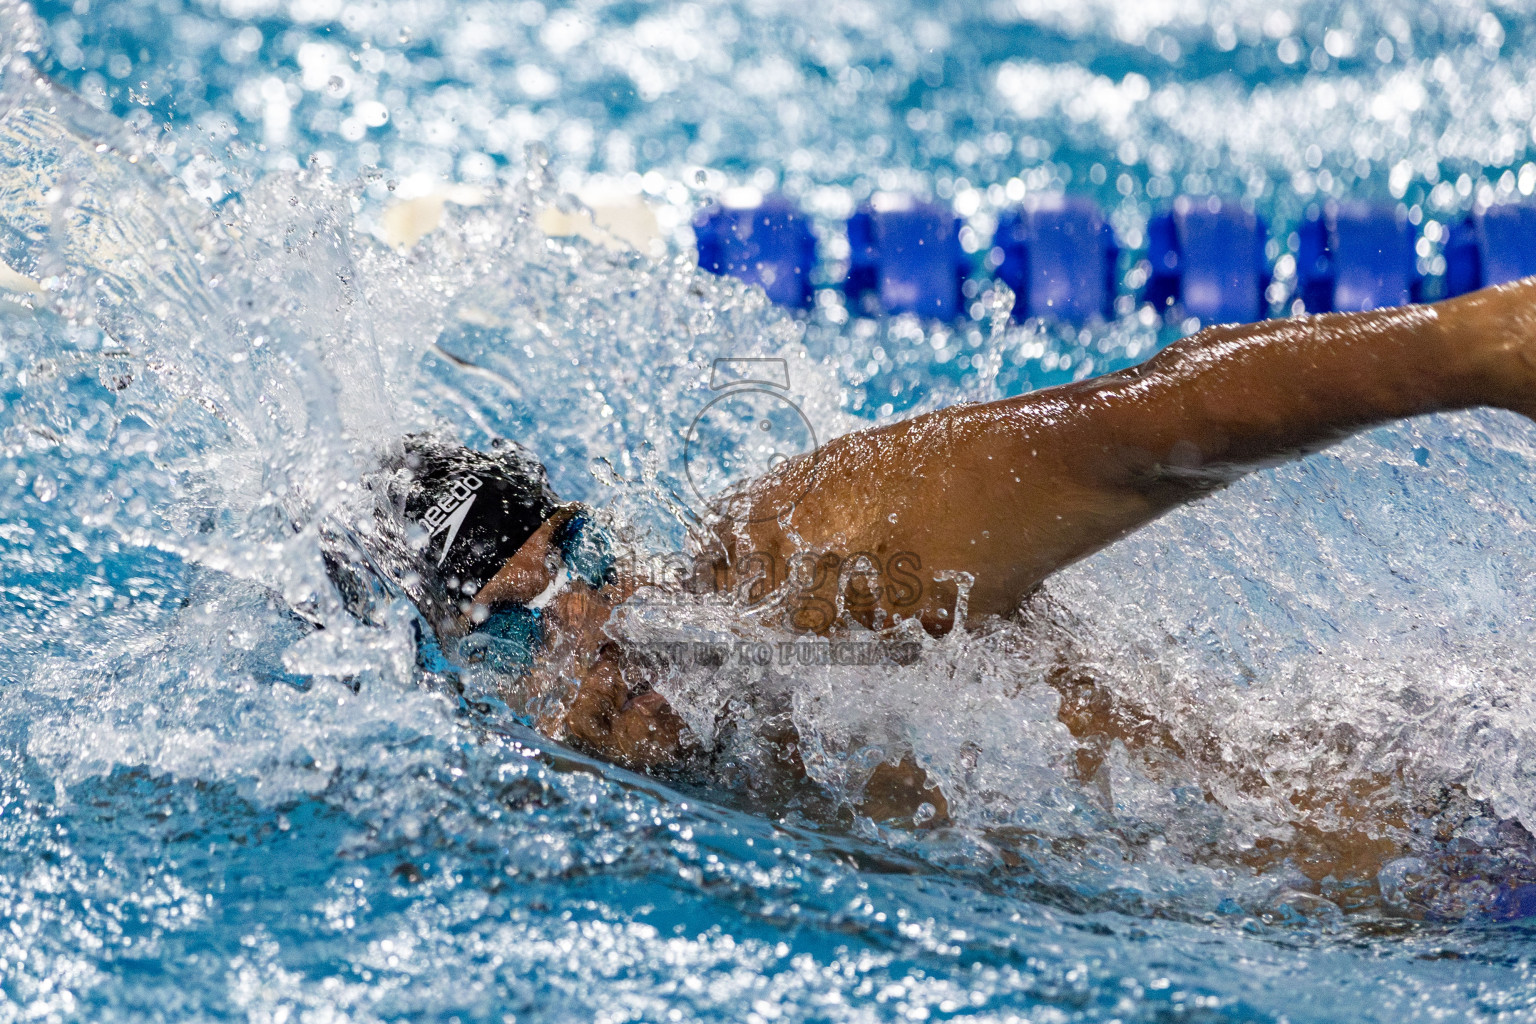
456,506,684,769
464,505,607,621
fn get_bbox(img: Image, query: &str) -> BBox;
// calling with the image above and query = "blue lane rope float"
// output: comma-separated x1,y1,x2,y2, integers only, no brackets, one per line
993,196,1118,325
1147,196,1270,325
844,196,969,319
693,194,818,310
1444,203,1536,297
692,188,1531,325
1298,201,1422,313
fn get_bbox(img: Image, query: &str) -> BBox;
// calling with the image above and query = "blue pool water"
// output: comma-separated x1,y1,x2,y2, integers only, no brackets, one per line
6,0,1536,1019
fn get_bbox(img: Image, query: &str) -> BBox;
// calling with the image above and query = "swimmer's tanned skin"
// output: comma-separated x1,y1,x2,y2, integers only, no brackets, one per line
489,279,1536,825
721,280,1536,629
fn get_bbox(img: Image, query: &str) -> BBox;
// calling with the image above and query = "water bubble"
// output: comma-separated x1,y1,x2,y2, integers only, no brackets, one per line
31,474,57,502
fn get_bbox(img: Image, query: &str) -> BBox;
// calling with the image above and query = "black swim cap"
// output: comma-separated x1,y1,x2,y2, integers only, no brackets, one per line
400,435,559,599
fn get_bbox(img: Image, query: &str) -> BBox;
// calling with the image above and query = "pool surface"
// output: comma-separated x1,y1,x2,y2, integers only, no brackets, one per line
4,0,1536,1019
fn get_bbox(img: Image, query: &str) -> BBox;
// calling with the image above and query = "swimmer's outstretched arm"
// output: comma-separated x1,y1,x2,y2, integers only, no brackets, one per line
725,281,1536,629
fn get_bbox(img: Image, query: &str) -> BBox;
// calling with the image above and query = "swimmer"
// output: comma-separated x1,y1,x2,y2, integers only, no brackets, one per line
355,279,1536,865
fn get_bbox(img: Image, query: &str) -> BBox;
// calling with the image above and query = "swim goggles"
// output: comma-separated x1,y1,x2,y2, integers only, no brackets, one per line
456,506,615,676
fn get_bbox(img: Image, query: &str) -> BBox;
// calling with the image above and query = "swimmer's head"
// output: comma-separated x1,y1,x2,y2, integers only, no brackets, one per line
397,434,559,602
320,434,559,625
324,434,614,642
